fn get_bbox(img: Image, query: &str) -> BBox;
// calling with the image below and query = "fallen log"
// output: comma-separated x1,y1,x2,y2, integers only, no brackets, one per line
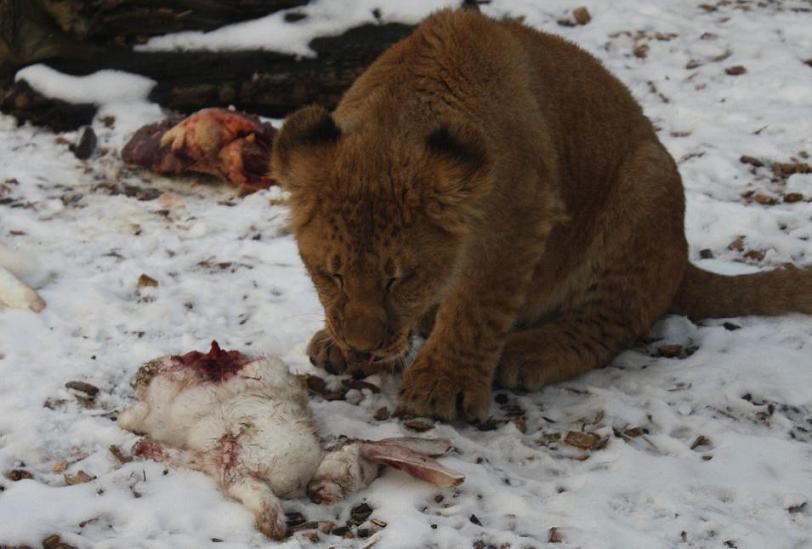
1,0,414,130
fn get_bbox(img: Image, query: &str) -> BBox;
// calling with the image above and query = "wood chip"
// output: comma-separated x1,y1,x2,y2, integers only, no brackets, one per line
52,460,69,473
108,445,132,464
43,533,78,549
64,470,96,485
751,193,777,206
784,192,804,203
342,378,381,393
573,6,591,25
728,236,746,251
371,518,387,528
690,435,712,451
137,274,158,288
725,65,747,76
539,432,562,445
740,155,763,167
4,469,33,481
743,249,765,262
623,427,644,438
403,418,434,433
655,344,698,359
788,502,807,514
549,527,564,543
320,521,335,534
564,431,600,450
65,380,99,398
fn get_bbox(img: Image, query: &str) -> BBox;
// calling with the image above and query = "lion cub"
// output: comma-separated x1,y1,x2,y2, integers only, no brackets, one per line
272,9,812,422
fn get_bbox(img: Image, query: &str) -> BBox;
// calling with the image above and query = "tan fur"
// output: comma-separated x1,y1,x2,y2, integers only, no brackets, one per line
272,10,812,422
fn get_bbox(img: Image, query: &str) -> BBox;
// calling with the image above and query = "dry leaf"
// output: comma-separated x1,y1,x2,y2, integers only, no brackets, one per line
64,470,96,485
564,431,600,450
137,274,158,288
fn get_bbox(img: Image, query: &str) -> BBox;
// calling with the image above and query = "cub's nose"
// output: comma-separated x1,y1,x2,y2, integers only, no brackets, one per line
343,314,386,355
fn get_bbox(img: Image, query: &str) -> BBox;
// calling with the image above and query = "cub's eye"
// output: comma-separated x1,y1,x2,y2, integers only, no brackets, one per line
317,269,343,289
385,268,416,291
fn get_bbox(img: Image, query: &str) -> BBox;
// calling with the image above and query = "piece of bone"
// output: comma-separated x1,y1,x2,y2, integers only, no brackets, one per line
307,437,464,503
0,266,45,312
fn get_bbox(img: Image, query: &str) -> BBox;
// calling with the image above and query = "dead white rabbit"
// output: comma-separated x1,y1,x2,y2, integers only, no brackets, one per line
0,246,45,312
118,342,464,539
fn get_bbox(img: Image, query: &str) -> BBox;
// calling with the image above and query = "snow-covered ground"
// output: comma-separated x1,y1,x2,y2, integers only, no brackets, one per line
2,0,812,547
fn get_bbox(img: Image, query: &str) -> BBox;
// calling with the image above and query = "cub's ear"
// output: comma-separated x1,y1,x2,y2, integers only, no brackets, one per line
424,122,492,232
271,105,341,191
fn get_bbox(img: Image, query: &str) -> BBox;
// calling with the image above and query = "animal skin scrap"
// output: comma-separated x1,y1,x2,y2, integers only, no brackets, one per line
118,341,464,539
121,108,277,194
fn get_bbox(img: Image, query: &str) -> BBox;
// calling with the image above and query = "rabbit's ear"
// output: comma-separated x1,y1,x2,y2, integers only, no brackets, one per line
362,437,454,457
359,439,465,487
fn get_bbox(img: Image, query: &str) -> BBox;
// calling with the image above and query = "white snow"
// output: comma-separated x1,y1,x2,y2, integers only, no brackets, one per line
2,0,812,548
138,0,460,57
15,65,156,107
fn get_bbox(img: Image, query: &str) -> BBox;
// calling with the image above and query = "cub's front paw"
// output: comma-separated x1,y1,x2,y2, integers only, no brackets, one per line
307,329,348,375
398,354,492,422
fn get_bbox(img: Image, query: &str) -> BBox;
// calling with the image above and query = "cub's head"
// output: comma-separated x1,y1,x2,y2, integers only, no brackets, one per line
272,105,491,363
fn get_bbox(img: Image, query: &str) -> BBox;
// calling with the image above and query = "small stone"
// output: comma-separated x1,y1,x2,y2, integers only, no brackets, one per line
320,521,335,534
633,44,649,59
784,192,804,203
70,127,97,160
573,7,591,25
285,511,306,527
374,406,390,421
469,513,482,526
788,502,807,514
137,274,158,288
725,65,747,76
549,527,564,543
699,249,714,259
351,502,374,524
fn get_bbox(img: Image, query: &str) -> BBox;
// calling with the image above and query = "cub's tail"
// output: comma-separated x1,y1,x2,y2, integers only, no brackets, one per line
672,263,812,319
